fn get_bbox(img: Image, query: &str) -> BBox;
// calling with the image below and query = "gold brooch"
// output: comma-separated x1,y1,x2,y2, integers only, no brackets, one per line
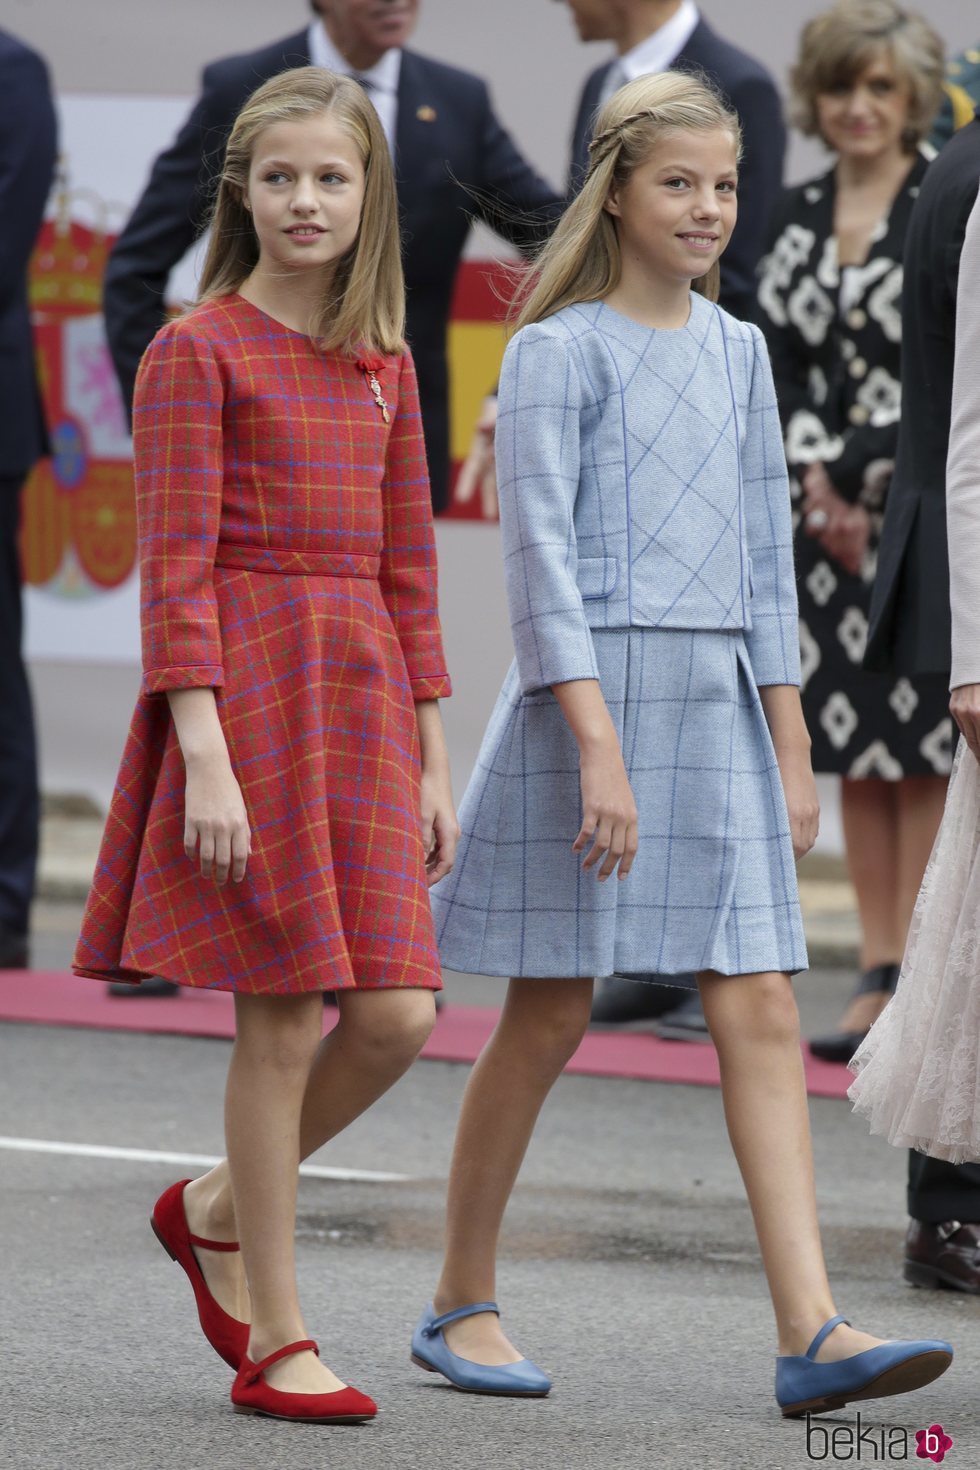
416,105,437,123
357,356,390,423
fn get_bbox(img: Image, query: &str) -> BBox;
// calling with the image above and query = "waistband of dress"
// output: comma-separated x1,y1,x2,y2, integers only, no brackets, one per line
214,544,381,578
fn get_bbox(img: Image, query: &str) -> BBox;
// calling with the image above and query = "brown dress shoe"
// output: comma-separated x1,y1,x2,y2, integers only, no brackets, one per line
905,1219,980,1293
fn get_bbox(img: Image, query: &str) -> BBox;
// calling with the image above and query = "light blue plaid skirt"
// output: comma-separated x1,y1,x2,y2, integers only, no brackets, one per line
432,627,808,979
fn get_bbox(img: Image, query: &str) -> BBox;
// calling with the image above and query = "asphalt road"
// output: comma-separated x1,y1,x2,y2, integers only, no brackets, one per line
4,961,979,1470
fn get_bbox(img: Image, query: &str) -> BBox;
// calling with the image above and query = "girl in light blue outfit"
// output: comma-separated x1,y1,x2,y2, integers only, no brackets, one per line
413,72,952,1418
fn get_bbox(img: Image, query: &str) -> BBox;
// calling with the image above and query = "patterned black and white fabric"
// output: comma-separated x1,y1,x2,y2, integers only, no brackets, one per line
757,153,952,779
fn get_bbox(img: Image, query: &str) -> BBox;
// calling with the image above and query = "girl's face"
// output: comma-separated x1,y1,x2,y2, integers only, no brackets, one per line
605,128,738,287
243,111,366,279
815,50,913,161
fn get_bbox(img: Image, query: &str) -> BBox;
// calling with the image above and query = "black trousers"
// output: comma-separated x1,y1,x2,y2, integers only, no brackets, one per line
0,477,38,935
908,1151,980,1224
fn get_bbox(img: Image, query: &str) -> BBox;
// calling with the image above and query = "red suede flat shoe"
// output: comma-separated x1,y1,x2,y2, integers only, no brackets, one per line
150,1178,250,1369
231,1339,378,1423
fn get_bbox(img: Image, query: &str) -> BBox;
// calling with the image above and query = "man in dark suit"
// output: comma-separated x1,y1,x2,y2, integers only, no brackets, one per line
0,31,57,971
555,1,785,1033
563,0,786,320
104,0,561,517
865,112,980,1293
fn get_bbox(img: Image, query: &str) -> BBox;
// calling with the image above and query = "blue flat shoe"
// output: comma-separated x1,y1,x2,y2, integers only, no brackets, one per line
411,1302,552,1396
776,1314,953,1418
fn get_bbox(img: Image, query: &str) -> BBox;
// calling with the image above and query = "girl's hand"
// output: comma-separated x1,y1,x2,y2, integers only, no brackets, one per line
951,683,980,763
420,767,460,886
776,748,820,860
573,744,639,880
183,753,251,884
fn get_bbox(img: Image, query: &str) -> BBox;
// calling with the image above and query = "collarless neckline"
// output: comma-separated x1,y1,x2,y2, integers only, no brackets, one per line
231,292,312,340
596,294,698,335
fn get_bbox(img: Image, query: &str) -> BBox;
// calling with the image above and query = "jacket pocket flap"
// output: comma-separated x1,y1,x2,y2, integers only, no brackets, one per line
577,556,618,600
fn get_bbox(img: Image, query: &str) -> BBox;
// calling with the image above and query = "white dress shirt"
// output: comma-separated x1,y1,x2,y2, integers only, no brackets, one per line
308,22,401,151
600,1,700,103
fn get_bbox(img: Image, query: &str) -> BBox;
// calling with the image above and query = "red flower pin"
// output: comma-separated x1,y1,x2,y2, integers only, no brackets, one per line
357,354,390,423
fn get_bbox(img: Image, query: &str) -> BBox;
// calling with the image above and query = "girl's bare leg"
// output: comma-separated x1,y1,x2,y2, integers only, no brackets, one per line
182,988,436,1338
699,969,887,1359
431,976,595,1365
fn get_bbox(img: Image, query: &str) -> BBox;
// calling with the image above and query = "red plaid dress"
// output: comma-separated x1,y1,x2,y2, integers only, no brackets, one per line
74,294,451,993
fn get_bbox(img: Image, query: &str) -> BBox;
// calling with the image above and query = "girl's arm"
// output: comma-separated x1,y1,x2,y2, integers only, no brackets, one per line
496,325,601,695
758,685,819,860
741,325,803,690
135,325,226,694
414,699,460,886
166,688,250,884
376,351,452,702
553,679,638,881
134,324,245,880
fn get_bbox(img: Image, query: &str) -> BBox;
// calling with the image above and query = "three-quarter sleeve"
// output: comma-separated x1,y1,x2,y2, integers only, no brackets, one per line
133,323,225,695
378,351,451,700
496,324,599,696
947,191,980,691
742,325,802,687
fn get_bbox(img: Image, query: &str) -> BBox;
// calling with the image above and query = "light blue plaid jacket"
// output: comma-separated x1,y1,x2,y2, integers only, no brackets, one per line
496,293,801,695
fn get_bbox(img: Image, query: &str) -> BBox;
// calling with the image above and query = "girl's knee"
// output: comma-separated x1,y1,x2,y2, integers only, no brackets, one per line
339,988,437,1063
233,992,324,1071
505,979,593,1062
706,971,800,1047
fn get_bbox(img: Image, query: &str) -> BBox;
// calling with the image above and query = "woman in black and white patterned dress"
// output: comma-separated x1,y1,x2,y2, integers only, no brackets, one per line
757,1,951,1060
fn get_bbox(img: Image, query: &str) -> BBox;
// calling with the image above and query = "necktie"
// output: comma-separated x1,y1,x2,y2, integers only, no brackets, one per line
351,73,375,93
600,61,628,105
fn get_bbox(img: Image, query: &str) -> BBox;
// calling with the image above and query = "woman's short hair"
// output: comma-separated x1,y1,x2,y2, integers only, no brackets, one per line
790,0,945,151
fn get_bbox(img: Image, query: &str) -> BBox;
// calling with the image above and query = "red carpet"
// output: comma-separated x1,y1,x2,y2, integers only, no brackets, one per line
0,969,852,1099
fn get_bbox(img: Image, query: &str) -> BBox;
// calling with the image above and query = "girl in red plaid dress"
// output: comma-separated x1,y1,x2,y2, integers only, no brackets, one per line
73,69,458,1422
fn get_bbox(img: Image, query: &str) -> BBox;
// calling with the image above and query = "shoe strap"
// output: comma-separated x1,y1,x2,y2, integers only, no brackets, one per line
855,963,899,997
188,1231,240,1253
426,1302,500,1336
243,1339,319,1385
805,1315,851,1360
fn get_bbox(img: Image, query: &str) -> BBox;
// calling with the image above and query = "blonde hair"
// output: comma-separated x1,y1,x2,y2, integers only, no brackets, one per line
790,1,944,152
197,66,404,354
513,71,741,330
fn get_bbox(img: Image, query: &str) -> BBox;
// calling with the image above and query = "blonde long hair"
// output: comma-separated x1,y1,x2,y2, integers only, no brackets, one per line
197,67,405,354
514,71,742,329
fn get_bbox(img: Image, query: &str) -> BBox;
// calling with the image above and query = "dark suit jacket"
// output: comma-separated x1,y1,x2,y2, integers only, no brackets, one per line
568,19,785,321
0,30,57,479
865,114,980,679
103,31,562,511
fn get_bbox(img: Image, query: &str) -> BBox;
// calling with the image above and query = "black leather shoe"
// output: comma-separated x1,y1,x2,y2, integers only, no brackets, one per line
652,990,711,1043
905,1219,980,1294
0,927,28,969
107,976,179,997
590,974,687,1027
809,962,899,1064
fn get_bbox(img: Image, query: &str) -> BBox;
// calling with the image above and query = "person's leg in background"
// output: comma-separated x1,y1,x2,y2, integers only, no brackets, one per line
906,1153,980,1293
0,479,38,968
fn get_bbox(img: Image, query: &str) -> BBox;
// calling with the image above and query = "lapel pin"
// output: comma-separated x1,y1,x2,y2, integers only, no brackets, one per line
416,105,437,123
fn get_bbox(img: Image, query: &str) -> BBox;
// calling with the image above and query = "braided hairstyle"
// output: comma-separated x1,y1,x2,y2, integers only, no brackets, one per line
513,70,741,329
